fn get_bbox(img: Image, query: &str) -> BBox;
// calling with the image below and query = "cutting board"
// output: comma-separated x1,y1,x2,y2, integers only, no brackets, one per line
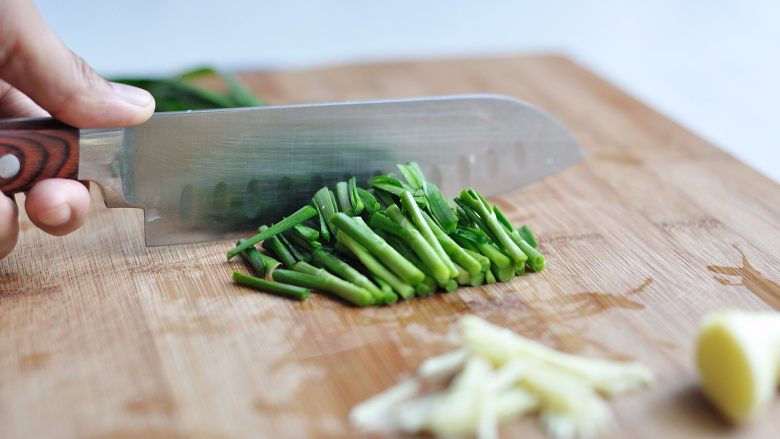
2,55,780,439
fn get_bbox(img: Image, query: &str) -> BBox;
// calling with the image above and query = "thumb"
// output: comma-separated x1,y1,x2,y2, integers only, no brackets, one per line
0,0,155,128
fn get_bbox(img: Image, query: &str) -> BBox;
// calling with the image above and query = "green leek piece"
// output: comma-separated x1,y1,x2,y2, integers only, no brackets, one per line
313,187,339,241
312,248,385,304
373,189,395,208
274,264,374,307
423,180,458,233
464,248,491,272
294,224,320,241
233,271,309,300
491,206,544,271
372,276,399,304
397,162,425,189
454,264,470,285
397,162,457,233
370,211,450,286
452,227,513,282
442,278,458,292
458,189,527,270
485,268,497,284
260,253,281,276
378,229,451,294
261,226,298,269
236,239,266,277
369,175,426,205
518,225,538,249
356,187,381,217
493,205,517,235
227,205,317,260
455,199,498,243
415,276,438,296
336,230,415,300
421,211,481,280
279,232,307,262
331,213,424,285
335,181,353,215
369,175,412,197
282,228,318,258
469,270,485,287
400,191,458,278
492,263,516,282
349,177,365,215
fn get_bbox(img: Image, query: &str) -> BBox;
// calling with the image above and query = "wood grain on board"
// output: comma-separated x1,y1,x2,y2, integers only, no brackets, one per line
1,55,779,438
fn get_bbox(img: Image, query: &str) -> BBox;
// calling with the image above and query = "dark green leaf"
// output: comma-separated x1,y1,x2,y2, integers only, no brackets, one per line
518,225,538,249
294,224,320,241
369,175,408,196
423,181,457,233
493,205,515,234
220,71,265,107
397,162,425,189
356,187,380,217
348,177,364,215
335,181,353,215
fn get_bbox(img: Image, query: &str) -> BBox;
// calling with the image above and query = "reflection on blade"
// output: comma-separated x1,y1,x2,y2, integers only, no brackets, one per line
173,164,382,237
121,94,582,245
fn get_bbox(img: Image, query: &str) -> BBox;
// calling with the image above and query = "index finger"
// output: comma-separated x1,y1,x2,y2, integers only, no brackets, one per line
0,192,19,259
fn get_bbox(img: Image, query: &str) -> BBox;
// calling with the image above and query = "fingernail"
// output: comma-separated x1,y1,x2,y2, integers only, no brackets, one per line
38,204,71,227
111,82,154,107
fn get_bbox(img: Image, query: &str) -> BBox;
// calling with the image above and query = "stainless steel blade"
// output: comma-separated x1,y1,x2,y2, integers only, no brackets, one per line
78,94,582,246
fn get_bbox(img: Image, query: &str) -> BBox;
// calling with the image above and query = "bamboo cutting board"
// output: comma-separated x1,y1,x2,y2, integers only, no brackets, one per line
1,55,780,439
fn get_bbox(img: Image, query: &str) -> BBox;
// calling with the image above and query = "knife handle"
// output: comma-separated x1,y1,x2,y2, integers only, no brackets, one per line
0,118,79,195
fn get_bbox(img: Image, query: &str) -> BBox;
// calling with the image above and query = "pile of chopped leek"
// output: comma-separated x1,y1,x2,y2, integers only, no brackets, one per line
350,316,654,438
227,162,544,305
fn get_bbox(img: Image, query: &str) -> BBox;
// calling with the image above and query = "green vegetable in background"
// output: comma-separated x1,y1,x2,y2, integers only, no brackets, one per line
112,66,265,112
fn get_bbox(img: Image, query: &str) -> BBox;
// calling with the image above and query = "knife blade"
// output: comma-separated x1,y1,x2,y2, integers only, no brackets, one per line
0,94,582,246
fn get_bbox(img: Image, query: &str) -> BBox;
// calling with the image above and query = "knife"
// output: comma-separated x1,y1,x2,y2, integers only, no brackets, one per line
0,94,582,246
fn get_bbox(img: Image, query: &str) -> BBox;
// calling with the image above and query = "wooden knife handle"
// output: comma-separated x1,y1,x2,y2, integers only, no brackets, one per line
0,118,79,195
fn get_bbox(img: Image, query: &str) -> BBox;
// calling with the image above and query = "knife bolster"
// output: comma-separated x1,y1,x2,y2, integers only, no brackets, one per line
78,127,136,208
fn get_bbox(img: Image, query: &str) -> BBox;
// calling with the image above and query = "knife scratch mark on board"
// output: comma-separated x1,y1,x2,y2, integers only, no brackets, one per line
660,217,722,231
463,278,653,359
708,246,780,310
125,394,178,416
85,429,234,439
529,277,650,316
594,152,642,166
0,283,60,298
18,352,50,373
517,278,652,359
539,232,605,245
329,278,655,361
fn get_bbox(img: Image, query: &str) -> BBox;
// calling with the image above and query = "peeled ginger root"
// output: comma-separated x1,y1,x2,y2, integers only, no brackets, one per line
695,311,780,424
460,315,655,395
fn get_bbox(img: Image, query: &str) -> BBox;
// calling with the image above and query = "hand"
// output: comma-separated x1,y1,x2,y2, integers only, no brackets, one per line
0,0,155,259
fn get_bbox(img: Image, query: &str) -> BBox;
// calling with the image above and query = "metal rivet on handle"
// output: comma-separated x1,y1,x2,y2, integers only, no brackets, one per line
0,154,20,179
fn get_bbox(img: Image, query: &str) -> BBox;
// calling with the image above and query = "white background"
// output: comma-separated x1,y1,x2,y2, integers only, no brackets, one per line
36,0,779,182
